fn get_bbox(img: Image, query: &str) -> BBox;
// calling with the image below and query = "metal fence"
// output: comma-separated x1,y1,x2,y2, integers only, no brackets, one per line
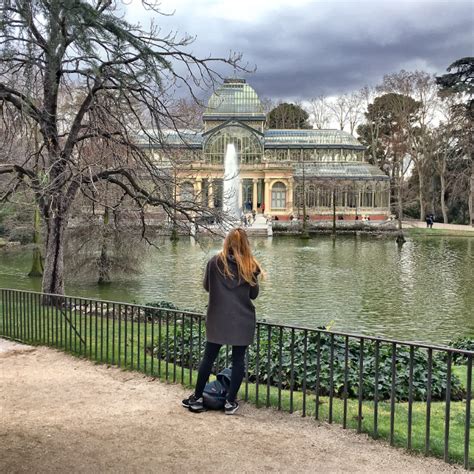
0,288,472,469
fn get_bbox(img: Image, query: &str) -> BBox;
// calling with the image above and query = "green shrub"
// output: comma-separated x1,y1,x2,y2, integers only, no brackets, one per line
447,337,474,365
148,316,464,402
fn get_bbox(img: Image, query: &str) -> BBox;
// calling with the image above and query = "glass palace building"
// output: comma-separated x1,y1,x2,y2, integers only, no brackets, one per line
145,78,390,221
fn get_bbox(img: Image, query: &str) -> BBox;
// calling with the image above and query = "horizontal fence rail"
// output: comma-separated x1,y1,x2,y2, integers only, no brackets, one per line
0,288,472,469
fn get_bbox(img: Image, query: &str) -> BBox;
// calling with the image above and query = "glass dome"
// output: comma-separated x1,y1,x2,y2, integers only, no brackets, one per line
204,78,265,117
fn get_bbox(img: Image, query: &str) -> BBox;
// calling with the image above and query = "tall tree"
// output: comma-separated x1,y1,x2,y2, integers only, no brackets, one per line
436,57,474,226
267,102,311,129
378,70,438,221
358,93,421,229
431,97,469,223
0,0,245,297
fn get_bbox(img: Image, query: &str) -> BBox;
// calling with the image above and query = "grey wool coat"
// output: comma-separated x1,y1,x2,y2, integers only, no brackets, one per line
203,254,259,346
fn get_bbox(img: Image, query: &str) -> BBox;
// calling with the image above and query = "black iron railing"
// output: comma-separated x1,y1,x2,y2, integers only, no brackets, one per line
0,288,472,468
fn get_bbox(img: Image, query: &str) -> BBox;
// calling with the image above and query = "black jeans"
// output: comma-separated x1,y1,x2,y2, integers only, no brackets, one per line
194,341,247,403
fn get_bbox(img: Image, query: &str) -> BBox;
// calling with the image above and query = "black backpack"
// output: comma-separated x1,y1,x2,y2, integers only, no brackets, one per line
202,368,232,410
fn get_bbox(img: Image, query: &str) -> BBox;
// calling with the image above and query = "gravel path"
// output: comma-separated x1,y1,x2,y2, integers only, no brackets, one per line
0,339,464,473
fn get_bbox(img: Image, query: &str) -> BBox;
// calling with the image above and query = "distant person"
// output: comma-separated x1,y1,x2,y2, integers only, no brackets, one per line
261,202,265,214
182,228,263,415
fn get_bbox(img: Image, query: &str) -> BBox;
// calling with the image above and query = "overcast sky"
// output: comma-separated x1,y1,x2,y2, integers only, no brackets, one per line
125,0,473,101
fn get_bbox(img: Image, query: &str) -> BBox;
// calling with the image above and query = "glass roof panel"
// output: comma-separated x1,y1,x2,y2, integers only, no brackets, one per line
265,129,362,147
293,162,389,180
136,129,203,147
204,78,265,116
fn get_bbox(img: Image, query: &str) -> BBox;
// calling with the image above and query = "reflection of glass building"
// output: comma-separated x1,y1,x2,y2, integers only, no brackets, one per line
145,78,390,221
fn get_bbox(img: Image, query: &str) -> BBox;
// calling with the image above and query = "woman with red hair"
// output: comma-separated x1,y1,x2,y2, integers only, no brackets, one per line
183,228,263,415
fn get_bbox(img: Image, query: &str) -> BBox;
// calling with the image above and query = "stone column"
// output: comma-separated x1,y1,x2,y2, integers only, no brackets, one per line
208,179,214,208
252,179,258,212
264,178,271,213
287,177,294,214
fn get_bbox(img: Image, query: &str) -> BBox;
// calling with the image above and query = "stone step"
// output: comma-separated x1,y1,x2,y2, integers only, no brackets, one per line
246,227,269,236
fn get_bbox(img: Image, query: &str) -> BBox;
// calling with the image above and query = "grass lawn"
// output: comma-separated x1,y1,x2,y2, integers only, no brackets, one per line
406,227,474,238
0,298,472,467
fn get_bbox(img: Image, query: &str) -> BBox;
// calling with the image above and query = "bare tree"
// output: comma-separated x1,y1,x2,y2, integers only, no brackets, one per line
171,98,204,130
0,0,247,297
325,92,364,134
260,97,275,116
347,91,364,135
307,95,330,130
327,95,350,131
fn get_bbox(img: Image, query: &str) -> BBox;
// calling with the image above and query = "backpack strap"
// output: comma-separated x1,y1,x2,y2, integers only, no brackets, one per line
216,367,232,390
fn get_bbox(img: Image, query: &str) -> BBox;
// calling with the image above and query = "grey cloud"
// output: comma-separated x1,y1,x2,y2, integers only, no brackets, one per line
127,0,473,101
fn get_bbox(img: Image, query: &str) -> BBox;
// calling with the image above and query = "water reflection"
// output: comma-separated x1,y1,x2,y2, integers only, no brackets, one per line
0,235,473,344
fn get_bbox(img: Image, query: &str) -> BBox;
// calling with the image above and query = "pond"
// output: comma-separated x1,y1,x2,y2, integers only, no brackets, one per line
1,235,473,345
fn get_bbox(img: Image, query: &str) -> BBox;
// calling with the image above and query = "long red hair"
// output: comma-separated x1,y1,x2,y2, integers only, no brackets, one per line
218,228,263,286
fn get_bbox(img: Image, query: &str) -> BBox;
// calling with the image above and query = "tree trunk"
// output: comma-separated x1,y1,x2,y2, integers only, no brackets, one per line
98,207,111,284
28,207,43,277
440,157,448,223
470,159,474,227
418,167,425,222
41,213,68,297
396,167,406,244
397,176,403,231
393,155,403,231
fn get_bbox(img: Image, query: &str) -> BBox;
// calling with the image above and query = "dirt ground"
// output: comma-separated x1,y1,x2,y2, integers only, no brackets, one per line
0,339,464,473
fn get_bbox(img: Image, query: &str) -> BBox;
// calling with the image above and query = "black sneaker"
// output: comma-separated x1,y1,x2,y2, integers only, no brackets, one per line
185,394,206,412
224,400,239,415
182,394,196,408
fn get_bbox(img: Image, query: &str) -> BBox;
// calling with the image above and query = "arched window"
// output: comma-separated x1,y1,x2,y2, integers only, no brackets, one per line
362,185,374,207
306,184,317,208
271,182,286,209
319,188,331,207
294,184,303,208
204,126,263,165
347,186,357,208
